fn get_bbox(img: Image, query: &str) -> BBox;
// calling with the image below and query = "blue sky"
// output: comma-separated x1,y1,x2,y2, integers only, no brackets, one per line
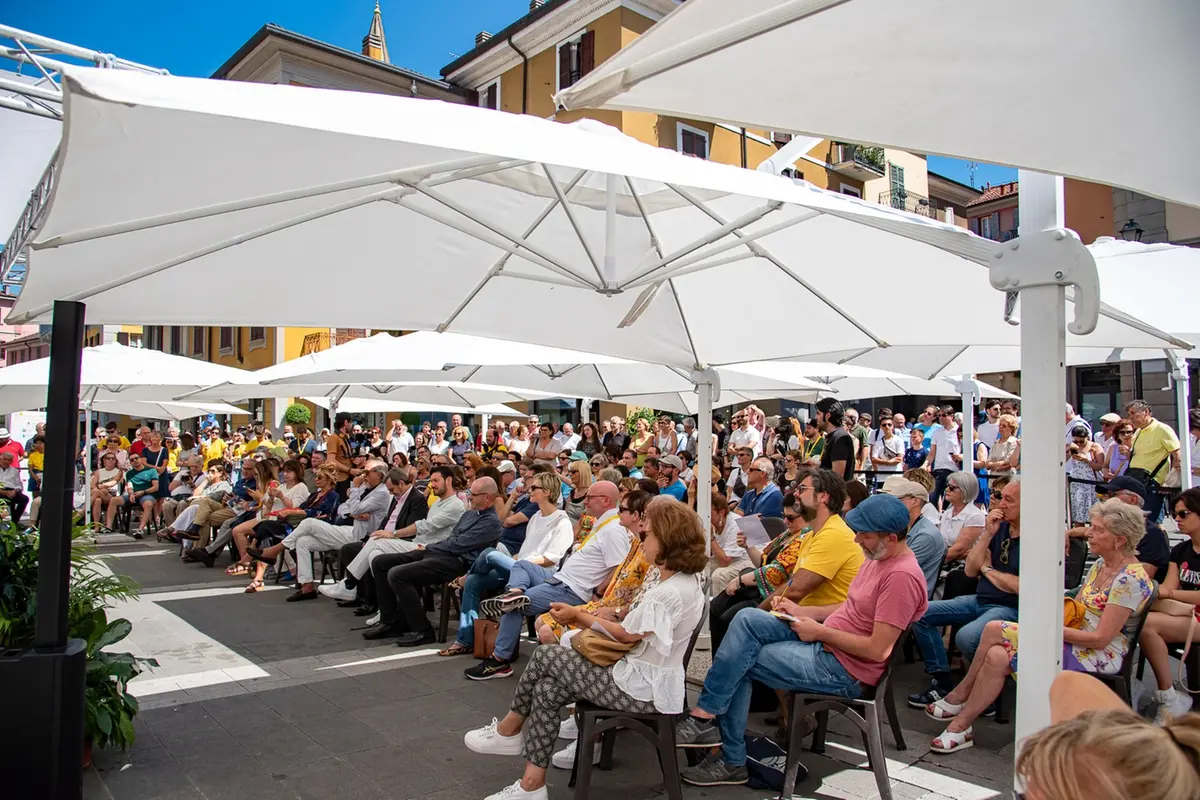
8,1,1016,189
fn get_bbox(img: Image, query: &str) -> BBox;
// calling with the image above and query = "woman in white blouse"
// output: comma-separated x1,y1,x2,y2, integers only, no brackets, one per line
940,470,987,562
464,496,707,800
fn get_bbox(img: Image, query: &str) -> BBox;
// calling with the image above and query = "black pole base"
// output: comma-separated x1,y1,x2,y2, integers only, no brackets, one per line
0,638,87,797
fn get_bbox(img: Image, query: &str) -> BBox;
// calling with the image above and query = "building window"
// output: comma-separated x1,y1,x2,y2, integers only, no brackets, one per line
676,123,709,159
839,184,862,198
191,326,206,357
556,29,595,93
969,217,980,235
168,326,183,355
249,327,267,350
478,80,499,110
780,167,803,181
219,327,234,355
771,132,793,145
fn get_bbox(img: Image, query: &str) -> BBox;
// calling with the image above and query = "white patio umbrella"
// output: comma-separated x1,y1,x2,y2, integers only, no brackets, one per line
88,399,247,421
304,397,525,418
255,331,828,403
555,0,1200,208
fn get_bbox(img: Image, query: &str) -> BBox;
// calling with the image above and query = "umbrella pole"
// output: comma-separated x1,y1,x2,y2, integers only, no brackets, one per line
693,370,717,557
1002,171,1099,752
956,375,978,473
83,394,94,525
1172,353,1192,490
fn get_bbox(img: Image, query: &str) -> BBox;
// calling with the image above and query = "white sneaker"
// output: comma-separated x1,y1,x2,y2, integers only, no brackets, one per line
318,580,356,602
558,715,578,740
1154,687,1193,724
365,610,380,626
551,739,600,770
483,780,548,800
465,718,525,756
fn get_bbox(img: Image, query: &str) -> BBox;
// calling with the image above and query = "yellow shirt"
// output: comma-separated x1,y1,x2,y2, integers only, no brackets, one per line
166,448,179,470
246,436,273,452
28,451,44,472
231,443,247,460
792,514,864,608
1131,419,1180,480
202,438,227,463
111,435,131,450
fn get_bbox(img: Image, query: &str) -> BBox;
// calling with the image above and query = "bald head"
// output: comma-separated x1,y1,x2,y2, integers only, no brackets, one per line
585,480,620,515
469,477,499,510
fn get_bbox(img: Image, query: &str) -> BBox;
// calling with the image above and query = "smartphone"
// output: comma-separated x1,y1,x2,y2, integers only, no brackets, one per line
268,480,279,490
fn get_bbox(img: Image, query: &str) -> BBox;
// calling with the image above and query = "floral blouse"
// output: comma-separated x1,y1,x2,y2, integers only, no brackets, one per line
999,559,1153,675
750,526,813,599
540,534,649,640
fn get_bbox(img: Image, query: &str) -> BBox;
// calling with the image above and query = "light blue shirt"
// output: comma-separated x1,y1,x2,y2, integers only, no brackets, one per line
906,515,947,598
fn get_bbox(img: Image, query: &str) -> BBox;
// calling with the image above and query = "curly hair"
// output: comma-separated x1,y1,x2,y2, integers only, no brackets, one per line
643,495,708,574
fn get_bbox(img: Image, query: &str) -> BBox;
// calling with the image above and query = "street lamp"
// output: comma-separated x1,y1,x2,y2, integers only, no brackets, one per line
1118,218,1144,242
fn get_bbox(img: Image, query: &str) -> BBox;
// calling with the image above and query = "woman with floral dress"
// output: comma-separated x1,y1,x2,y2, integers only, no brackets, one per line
924,498,1154,754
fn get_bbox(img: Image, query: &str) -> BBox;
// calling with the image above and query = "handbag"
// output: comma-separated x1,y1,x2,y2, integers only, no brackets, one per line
1151,597,1199,694
569,629,636,666
1063,596,1087,629
473,619,499,660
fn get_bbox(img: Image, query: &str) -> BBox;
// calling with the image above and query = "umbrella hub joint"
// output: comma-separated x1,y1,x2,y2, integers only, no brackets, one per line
593,286,624,297
987,228,1099,336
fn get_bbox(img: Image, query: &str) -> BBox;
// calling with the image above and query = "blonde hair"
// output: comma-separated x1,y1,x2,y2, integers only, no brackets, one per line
452,425,470,441
1016,708,1200,800
903,468,935,493
1089,498,1146,554
530,471,562,504
998,413,1019,430
569,461,593,491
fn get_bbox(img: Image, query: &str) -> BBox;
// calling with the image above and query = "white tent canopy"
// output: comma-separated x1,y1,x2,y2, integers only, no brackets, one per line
304,397,525,417
555,0,1200,208
7,68,1183,369
88,399,247,421
0,342,267,414
256,331,828,401
732,361,1017,402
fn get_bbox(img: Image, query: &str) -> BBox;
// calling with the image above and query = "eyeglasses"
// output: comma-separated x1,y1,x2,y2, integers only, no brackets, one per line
796,484,815,495
784,513,802,522
1175,509,1193,520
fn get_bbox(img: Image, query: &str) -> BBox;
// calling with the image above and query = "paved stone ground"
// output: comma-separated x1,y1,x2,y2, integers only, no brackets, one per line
84,539,1016,800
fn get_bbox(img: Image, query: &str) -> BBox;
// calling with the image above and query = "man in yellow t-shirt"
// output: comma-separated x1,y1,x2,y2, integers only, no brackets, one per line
1127,399,1181,518
766,470,863,610
27,436,46,495
245,424,273,453
104,423,131,450
202,428,227,463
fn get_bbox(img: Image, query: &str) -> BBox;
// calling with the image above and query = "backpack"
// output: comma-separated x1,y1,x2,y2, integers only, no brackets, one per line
744,733,804,791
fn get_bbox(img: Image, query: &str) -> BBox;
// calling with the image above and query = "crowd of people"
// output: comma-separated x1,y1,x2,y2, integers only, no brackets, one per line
5,399,1200,800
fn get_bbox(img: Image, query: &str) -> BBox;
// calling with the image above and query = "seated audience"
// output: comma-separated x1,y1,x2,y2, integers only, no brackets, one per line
438,471,574,657
363,477,503,646
909,478,1022,707
106,451,159,534
249,462,392,601
90,451,126,525
1138,486,1200,722
737,457,784,519
0,451,28,525
924,498,1154,754
465,480,631,681
708,490,752,593
463,497,707,800
674,493,929,787
1068,474,1170,579
939,470,986,561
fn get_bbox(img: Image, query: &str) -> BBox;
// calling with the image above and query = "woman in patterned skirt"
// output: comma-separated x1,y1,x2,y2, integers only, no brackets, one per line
463,496,708,800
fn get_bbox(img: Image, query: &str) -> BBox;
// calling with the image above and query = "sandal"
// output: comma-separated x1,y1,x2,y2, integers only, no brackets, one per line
930,726,973,754
245,579,265,593
225,562,251,576
925,698,964,721
437,643,471,657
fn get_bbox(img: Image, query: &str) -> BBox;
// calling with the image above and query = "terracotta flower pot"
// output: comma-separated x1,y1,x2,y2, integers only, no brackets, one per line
82,739,93,769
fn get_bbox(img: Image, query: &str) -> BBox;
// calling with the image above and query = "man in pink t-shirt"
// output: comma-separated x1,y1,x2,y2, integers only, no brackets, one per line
675,490,929,788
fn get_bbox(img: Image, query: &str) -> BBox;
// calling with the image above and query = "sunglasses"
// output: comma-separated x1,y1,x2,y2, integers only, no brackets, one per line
784,513,802,522
1175,509,1193,520
619,506,634,514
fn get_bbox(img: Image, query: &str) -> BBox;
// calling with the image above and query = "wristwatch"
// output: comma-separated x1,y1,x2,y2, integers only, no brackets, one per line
981,565,994,576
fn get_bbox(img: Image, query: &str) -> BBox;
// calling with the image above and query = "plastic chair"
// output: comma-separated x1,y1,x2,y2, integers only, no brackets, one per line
782,629,911,800
1093,584,1158,703
566,614,708,798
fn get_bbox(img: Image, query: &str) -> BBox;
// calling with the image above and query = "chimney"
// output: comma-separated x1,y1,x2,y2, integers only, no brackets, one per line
475,31,492,47
530,0,545,10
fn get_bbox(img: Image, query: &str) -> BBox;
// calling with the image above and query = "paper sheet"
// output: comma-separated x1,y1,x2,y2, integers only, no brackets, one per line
590,620,618,640
734,514,773,548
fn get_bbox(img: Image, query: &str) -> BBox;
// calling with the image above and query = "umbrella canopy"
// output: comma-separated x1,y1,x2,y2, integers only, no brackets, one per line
0,342,263,414
732,362,1017,402
555,0,1200,208
8,68,1183,368
770,238,1200,377
303,397,525,417
88,399,247,420
256,331,828,400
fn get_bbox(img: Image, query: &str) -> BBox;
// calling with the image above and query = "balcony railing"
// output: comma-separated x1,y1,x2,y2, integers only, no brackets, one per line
301,329,367,355
878,189,936,218
833,144,885,177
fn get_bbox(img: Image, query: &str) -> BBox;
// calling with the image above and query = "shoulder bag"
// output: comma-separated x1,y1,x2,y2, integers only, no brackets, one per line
570,629,636,666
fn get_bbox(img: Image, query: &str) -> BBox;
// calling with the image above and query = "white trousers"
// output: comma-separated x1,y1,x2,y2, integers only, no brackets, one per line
283,518,359,584
708,557,754,596
346,537,421,579
170,503,199,532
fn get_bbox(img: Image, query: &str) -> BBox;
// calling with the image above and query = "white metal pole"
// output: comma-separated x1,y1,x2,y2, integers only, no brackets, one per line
960,376,975,473
1013,170,1068,749
580,400,591,426
603,174,618,290
83,395,93,525
697,382,713,554
1173,354,1193,490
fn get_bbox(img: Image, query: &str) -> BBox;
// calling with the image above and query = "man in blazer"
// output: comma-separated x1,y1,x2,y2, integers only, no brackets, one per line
320,466,430,608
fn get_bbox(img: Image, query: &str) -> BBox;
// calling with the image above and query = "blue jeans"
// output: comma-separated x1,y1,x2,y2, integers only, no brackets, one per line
697,608,861,766
493,562,584,661
912,595,1019,675
454,549,518,647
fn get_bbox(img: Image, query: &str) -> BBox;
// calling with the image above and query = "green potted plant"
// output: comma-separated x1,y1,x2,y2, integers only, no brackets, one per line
0,521,155,765
626,406,657,435
283,402,312,426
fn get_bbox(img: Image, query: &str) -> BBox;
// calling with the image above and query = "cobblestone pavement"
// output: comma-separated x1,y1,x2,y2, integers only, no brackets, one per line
84,539,1014,800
